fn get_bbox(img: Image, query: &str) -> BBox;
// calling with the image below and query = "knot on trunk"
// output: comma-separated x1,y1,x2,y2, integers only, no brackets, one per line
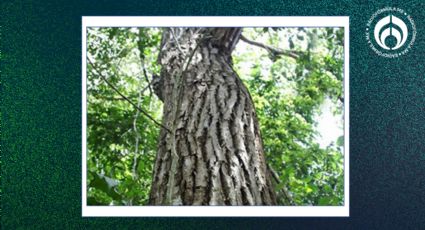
152,74,164,101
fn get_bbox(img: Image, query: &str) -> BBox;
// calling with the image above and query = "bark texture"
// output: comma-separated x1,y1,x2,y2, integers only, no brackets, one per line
149,28,277,205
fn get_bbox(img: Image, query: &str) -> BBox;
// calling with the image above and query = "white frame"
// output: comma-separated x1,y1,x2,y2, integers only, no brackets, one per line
82,16,350,217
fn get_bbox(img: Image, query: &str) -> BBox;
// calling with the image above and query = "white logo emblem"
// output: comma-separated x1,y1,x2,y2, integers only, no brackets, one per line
374,15,408,50
366,7,416,58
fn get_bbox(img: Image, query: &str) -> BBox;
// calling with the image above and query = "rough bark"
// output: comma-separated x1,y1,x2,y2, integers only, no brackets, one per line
149,28,277,205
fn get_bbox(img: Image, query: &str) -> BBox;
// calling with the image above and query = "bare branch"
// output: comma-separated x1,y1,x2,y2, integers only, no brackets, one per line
92,95,137,101
137,29,154,96
240,35,300,59
267,164,295,205
183,38,201,72
170,28,185,54
132,86,142,180
141,66,153,96
87,58,171,133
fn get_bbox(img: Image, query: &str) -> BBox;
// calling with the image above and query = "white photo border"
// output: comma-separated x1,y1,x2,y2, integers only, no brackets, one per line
82,16,350,217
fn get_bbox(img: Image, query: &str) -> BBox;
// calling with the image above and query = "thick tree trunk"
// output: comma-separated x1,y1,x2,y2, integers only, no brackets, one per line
149,28,277,205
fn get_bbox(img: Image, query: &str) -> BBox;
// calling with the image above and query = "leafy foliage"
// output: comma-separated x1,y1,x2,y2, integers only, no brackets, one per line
86,27,344,206
234,28,344,205
87,28,161,205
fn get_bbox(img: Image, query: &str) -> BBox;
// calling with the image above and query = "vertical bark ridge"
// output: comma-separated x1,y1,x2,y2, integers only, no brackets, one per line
193,72,213,204
219,82,243,204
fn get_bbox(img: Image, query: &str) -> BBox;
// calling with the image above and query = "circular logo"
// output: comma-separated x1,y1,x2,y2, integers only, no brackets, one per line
366,7,416,58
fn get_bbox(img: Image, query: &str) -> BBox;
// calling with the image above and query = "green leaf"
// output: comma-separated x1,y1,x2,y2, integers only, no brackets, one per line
336,135,344,147
87,196,104,205
318,197,332,205
289,38,295,49
89,172,122,201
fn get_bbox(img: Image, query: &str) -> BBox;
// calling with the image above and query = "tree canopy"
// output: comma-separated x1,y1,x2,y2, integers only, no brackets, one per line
86,27,344,206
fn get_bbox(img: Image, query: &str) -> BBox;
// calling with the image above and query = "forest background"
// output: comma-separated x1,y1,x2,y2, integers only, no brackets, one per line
86,27,345,206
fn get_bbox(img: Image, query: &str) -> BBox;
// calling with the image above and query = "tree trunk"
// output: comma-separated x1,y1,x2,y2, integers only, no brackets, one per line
149,28,277,205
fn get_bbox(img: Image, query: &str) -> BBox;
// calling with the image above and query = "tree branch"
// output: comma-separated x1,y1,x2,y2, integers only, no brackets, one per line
137,29,154,96
183,38,201,72
87,58,171,133
93,95,137,101
240,35,300,59
170,28,185,54
141,66,153,96
267,164,295,205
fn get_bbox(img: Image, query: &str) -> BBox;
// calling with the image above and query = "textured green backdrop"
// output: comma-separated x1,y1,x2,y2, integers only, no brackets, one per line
2,0,424,229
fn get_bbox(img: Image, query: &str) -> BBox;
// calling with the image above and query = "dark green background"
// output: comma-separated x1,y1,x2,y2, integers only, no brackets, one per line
2,0,424,229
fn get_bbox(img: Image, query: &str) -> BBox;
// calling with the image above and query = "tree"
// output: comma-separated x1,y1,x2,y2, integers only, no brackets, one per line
86,27,344,206
149,28,276,205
